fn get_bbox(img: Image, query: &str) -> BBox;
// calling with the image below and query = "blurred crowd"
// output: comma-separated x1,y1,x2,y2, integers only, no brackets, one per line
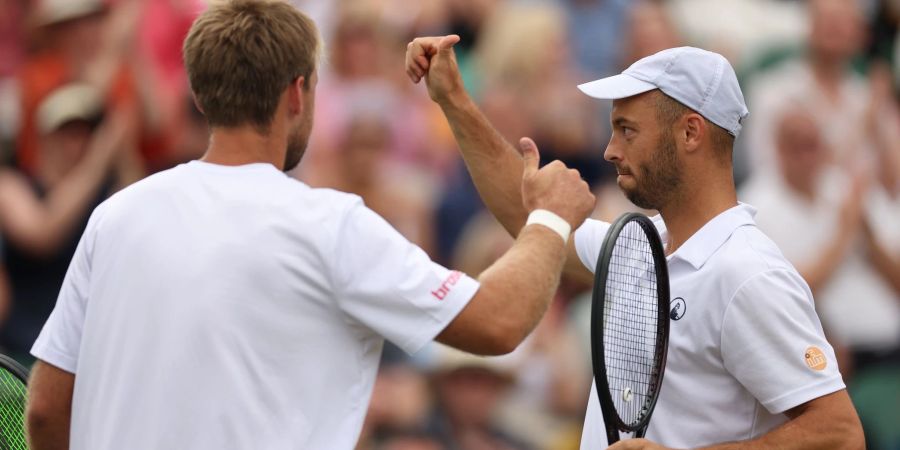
1,0,899,448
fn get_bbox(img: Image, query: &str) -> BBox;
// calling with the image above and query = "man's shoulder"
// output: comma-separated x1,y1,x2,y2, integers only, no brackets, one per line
91,166,184,215
104,166,363,210
712,224,799,290
300,186,364,210
112,164,187,195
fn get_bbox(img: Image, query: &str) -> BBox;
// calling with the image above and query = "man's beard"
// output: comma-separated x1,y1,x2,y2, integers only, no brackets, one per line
283,126,309,172
621,130,683,210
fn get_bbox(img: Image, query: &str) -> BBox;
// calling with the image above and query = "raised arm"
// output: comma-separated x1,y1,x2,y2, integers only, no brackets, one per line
795,173,865,294
0,112,128,257
406,35,592,282
437,134,595,355
862,217,900,297
407,35,526,235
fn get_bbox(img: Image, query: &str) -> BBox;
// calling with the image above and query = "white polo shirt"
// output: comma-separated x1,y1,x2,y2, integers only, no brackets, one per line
576,204,845,449
31,161,479,450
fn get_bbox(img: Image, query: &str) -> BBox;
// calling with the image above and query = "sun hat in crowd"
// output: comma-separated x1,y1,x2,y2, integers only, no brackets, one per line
36,83,104,134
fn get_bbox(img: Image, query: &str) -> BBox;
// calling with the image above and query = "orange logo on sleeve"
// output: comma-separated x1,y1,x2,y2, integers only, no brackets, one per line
804,346,827,371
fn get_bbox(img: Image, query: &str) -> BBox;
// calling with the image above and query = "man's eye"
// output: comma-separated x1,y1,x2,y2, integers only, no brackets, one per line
622,127,635,136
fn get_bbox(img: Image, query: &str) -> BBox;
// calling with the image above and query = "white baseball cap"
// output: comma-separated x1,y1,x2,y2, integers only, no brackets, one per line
578,47,749,137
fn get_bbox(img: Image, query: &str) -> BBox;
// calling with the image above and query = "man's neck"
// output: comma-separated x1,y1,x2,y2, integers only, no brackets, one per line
657,173,738,256
201,125,286,170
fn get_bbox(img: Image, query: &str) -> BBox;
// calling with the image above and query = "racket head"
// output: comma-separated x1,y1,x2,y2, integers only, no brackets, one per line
0,354,29,450
590,213,670,443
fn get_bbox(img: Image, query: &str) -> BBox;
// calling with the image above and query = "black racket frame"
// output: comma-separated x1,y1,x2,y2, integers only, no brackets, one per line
591,212,670,444
0,355,28,385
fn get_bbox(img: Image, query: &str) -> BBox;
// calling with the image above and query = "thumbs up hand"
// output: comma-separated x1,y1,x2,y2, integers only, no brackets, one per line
405,35,464,105
520,137,596,230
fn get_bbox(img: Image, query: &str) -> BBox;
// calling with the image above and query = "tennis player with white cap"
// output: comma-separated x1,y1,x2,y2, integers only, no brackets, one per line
407,37,864,449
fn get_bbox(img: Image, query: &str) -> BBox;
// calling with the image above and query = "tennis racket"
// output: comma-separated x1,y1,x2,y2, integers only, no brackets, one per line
0,355,29,450
591,212,670,445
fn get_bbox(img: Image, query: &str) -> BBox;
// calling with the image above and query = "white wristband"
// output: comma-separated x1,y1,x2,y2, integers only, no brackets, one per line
525,209,571,244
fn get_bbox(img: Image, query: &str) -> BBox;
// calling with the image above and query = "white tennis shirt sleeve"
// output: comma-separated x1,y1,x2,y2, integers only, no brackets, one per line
721,268,845,414
330,200,479,355
574,218,613,274
31,205,103,373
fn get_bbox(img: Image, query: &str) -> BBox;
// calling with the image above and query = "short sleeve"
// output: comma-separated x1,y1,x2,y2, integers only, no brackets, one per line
721,269,845,414
331,200,479,355
573,219,612,274
30,210,102,373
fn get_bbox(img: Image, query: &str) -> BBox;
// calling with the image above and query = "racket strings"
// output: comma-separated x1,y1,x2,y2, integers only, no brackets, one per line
603,221,662,428
0,368,27,449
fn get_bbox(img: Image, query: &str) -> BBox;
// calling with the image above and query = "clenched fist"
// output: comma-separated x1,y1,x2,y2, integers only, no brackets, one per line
405,35,465,105
520,137,595,230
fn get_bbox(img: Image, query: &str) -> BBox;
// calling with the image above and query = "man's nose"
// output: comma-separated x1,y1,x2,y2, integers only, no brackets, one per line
603,141,621,163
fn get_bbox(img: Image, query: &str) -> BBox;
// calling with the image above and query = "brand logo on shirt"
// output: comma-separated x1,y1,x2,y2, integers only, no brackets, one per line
431,271,462,301
669,297,686,321
804,346,827,371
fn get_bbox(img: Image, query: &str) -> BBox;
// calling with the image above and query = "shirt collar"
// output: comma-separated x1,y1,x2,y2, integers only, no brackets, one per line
651,203,757,270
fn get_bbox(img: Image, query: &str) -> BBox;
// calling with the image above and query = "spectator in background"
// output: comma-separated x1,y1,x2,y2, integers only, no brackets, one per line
328,109,436,255
0,0,25,77
0,83,137,359
558,0,632,79
15,0,180,174
0,0,26,150
376,431,444,450
474,2,599,176
866,0,900,72
443,0,501,58
428,345,530,450
622,0,682,68
744,0,900,192
864,61,900,193
741,106,900,375
136,0,201,99
300,0,454,190
667,0,806,64
360,359,435,449
289,0,338,44
132,0,204,171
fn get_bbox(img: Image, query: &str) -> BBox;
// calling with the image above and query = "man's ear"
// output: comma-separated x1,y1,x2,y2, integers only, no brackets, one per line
288,76,306,116
682,113,706,153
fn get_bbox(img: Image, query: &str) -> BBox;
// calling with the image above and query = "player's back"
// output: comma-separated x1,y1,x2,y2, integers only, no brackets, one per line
67,161,380,449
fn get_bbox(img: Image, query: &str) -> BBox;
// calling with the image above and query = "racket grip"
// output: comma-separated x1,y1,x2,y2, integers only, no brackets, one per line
525,209,571,244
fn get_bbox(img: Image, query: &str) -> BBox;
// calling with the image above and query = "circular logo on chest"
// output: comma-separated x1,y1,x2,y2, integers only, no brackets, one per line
669,297,686,321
